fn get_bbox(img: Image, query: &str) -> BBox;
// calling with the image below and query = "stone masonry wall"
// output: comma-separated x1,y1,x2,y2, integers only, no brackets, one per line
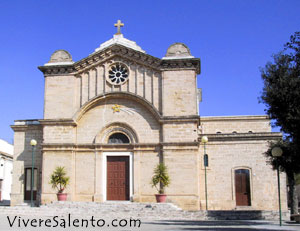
44,58,162,120
201,116,271,134
162,70,197,116
44,75,79,119
198,140,287,211
163,122,198,143
76,98,160,144
10,125,43,206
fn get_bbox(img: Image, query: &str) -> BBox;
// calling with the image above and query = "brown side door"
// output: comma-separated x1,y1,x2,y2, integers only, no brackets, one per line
24,168,37,201
107,156,129,200
235,169,251,206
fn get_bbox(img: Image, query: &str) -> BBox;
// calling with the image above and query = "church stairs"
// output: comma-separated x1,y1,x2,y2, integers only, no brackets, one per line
0,202,285,221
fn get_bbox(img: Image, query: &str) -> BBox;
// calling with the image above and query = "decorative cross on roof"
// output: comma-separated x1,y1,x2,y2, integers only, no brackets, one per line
114,20,124,35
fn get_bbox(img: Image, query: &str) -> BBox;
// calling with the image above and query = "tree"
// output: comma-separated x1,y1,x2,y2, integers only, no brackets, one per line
260,31,300,217
264,140,300,216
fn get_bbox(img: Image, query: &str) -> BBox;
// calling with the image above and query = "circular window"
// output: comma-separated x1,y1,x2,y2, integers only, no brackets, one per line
108,63,129,85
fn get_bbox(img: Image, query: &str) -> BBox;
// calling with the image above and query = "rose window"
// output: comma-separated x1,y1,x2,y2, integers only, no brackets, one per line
108,63,129,85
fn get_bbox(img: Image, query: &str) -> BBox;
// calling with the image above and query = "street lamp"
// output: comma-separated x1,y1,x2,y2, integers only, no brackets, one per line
271,146,283,226
30,139,37,207
201,136,208,210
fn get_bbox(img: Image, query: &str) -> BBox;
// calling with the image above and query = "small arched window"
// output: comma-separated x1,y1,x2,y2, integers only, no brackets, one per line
108,133,130,144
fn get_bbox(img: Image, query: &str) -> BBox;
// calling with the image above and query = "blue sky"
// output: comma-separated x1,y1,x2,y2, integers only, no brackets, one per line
0,0,299,143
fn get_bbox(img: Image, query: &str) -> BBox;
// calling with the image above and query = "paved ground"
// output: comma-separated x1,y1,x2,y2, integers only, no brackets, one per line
0,202,299,231
1,215,299,231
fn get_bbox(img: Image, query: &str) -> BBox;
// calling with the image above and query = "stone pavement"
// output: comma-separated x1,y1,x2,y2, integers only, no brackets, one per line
0,202,299,230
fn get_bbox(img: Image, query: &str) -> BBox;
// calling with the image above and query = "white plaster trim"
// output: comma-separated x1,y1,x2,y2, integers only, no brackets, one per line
14,120,40,125
162,56,194,59
44,61,74,66
102,152,133,201
94,34,145,53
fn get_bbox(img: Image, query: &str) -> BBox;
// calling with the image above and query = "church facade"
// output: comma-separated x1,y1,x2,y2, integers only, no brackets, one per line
11,23,287,211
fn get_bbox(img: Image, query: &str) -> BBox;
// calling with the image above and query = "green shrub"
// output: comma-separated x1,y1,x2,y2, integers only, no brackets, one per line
50,166,70,193
151,163,170,194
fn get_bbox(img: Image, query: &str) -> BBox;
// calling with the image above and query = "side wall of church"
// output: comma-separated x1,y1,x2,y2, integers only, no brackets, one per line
200,140,287,211
10,124,43,206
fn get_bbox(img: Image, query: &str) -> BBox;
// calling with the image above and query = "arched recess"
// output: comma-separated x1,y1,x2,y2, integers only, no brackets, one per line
231,166,253,206
73,92,161,123
93,122,138,144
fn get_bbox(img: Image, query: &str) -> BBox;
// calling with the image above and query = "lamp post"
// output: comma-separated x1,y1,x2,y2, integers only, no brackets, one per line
30,139,37,207
271,146,283,226
201,136,208,210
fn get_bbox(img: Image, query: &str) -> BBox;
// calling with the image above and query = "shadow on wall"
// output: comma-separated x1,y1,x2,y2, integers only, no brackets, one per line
15,129,42,205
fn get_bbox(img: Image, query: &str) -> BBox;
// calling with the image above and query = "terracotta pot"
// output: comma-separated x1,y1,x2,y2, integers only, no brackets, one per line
57,193,68,201
155,194,167,203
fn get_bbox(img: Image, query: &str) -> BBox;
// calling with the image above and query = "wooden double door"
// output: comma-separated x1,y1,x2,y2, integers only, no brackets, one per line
235,169,251,206
107,156,129,200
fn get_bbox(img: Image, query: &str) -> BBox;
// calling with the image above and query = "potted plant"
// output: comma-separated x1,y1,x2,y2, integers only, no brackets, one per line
151,163,170,203
50,166,70,201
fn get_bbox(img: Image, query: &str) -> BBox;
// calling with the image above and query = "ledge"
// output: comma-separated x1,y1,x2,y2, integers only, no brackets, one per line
200,115,269,122
41,142,199,150
39,119,77,126
38,44,200,76
198,132,282,142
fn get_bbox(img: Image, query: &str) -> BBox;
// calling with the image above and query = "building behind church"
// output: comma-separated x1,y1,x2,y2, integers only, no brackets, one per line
10,22,287,212
0,139,13,202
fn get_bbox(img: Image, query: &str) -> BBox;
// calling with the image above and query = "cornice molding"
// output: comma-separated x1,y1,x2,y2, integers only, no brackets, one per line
38,65,76,76
160,58,200,74
42,142,199,149
161,115,200,123
39,119,77,126
38,44,200,76
200,115,269,122
198,132,282,142
10,124,41,132
37,114,200,126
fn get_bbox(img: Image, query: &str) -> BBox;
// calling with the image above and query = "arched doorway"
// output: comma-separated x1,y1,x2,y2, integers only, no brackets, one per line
104,132,132,201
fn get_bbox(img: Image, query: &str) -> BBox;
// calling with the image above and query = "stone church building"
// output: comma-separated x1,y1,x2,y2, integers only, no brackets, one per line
11,22,287,211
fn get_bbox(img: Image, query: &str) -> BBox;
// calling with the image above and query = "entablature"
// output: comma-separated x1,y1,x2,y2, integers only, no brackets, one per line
38,44,200,76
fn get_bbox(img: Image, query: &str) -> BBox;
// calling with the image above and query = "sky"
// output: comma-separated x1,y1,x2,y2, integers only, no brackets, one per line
0,0,299,144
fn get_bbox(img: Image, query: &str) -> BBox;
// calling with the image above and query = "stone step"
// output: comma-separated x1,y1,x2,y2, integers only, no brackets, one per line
0,202,287,221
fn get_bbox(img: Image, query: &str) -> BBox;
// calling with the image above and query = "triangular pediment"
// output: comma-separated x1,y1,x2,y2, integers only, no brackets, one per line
38,43,200,76
39,43,165,76
74,44,162,75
